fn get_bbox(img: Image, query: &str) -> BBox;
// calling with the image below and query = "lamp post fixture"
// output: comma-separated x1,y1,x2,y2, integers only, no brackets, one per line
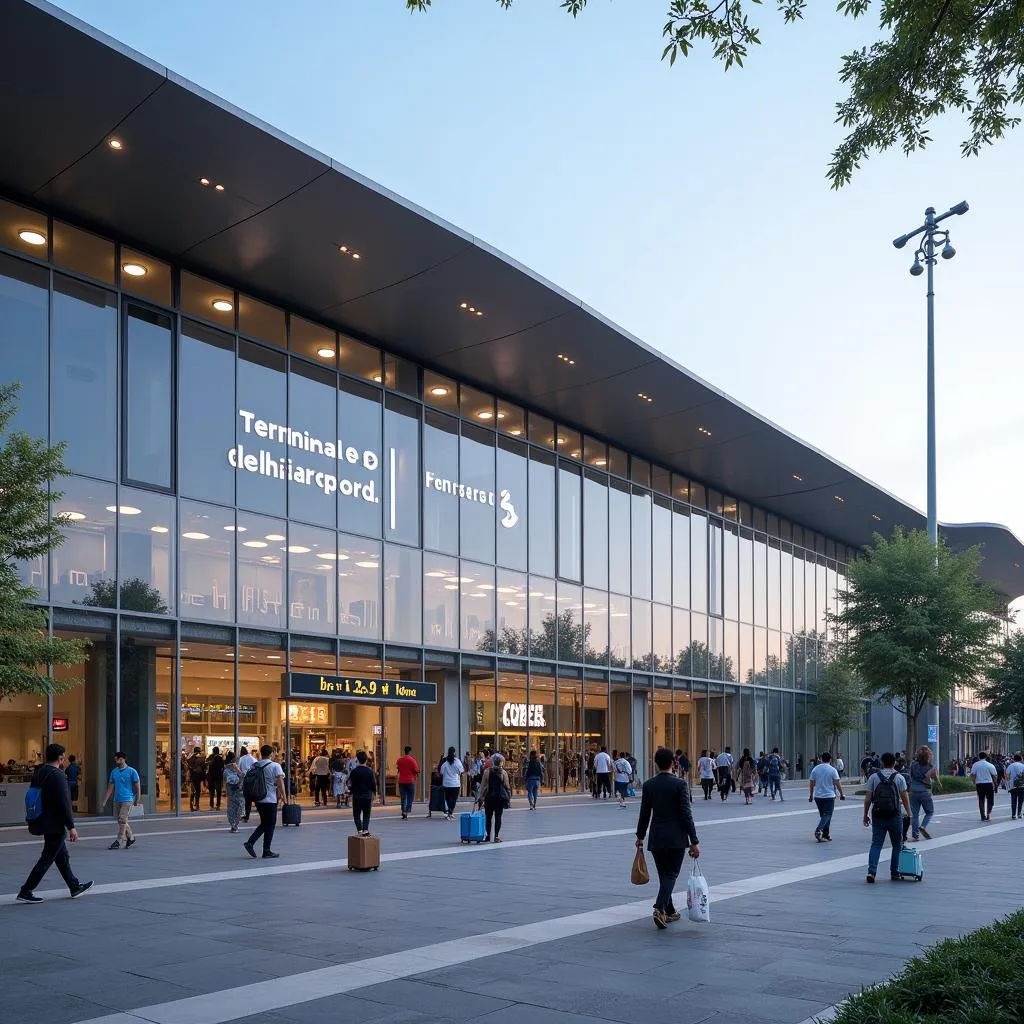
892,200,969,767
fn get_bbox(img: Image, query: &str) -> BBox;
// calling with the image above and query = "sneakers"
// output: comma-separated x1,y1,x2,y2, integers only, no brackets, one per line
865,874,876,884
16,890,43,904
919,827,931,838
70,881,93,899
666,911,681,922
911,834,920,842
108,841,120,850
243,841,257,859
814,828,822,842
822,833,832,842
653,908,668,929
262,851,280,859
125,837,136,849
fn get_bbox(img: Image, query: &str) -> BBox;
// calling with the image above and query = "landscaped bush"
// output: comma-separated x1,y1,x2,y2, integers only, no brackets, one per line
935,774,977,794
828,909,1024,1023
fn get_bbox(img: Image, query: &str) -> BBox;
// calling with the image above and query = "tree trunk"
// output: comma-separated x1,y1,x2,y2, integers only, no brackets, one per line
830,732,839,761
905,714,917,762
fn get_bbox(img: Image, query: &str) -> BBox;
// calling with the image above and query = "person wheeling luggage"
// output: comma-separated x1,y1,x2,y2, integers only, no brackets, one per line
863,751,911,883
635,747,701,929
477,752,511,842
349,750,377,836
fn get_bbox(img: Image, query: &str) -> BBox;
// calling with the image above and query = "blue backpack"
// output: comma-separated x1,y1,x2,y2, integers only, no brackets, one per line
25,767,53,835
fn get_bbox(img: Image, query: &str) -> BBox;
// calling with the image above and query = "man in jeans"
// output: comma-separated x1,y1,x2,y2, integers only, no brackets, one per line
243,745,286,860
767,748,785,801
348,750,377,835
863,751,912,883
396,746,419,820
808,751,845,842
18,744,93,903
100,751,141,850
635,747,701,929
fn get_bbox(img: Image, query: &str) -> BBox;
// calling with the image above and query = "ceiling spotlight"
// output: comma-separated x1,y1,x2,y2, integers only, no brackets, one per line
107,138,123,151
316,347,336,359
871,514,882,521
122,263,147,277
477,410,494,420
352,253,361,260
792,474,803,482
182,531,210,540
460,302,483,316
637,392,653,403
557,354,576,366
697,426,712,437
338,245,361,260
214,184,225,192
833,495,844,503
212,299,233,313
18,229,46,246
429,385,450,397
200,178,211,187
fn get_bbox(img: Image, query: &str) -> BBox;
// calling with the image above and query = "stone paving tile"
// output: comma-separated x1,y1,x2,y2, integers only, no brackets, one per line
356,979,515,1021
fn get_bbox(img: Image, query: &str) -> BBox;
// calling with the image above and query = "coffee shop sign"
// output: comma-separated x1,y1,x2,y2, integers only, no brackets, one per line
501,703,546,728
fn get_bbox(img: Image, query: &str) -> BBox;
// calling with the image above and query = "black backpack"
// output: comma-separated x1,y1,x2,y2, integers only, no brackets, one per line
871,772,901,817
243,761,269,802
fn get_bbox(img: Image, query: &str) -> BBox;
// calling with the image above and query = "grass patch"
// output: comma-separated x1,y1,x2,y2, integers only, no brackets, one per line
829,909,1024,1024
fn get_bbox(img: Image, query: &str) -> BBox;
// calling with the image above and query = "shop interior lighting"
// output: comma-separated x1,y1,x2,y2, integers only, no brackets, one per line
107,138,123,151
285,545,311,554
64,511,86,522
429,385,450,397
212,298,233,313
459,302,484,317
316,347,336,359
507,428,522,436
121,262,147,277
477,410,494,420
593,458,607,467
182,531,209,540
18,229,46,246
149,525,168,534
106,504,142,515
265,533,285,541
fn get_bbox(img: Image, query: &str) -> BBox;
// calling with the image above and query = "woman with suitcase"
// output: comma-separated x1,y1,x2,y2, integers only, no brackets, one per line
477,752,511,842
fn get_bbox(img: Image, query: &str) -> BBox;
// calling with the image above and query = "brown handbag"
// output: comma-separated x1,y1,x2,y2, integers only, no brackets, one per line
631,847,650,885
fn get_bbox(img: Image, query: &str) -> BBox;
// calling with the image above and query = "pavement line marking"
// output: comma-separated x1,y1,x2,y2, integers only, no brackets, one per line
66,817,1020,1024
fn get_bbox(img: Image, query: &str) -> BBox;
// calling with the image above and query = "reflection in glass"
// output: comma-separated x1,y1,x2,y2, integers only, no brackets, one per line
557,464,582,582
179,500,234,623
423,411,459,554
460,424,495,564
423,552,458,649
338,378,382,539
631,600,653,670
337,534,382,640
609,593,630,668
287,523,336,634
237,510,286,629
117,487,174,612
528,449,555,576
673,608,690,676
754,534,768,627
631,488,652,599
460,561,495,651
723,620,738,682
237,342,287,516
288,363,338,528
384,395,420,547
583,472,608,590
608,480,630,595
708,518,723,616
384,544,421,644
652,497,672,604
768,540,781,630
496,436,528,570
653,604,672,673
723,524,739,621
124,304,173,489
584,588,608,666
495,570,527,656
51,476,115,607
557,580,584,662
672,504,690,609
690,512,708,614
528,576,557,660
0,254,48,438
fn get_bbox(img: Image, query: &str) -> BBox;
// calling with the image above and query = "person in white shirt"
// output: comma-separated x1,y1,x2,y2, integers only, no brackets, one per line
237,746,256,822
592,746,613,800
243,744,286,860
807,751,845,842
697,750,716,801
438,747,464,821
714,748,734,801
835,756,845,778
613,753,633,808
1004,752,1024,820
970,751,1000,821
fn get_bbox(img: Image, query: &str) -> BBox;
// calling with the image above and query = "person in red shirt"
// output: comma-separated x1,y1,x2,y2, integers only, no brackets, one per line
396,747,420,820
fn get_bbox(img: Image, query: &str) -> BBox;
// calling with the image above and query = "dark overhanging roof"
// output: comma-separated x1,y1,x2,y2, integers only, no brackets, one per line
4,0,1023,601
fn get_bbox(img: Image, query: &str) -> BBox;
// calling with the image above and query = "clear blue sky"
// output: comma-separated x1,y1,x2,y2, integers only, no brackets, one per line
54,0,1024,581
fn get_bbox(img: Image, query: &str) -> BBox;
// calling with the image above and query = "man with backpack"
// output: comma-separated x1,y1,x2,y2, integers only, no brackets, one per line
18,744,93,903
242,744,286,859
863,751,912,883
767,748,785,801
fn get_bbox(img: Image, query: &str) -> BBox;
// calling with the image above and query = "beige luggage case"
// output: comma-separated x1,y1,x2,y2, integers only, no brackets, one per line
347,833,380,871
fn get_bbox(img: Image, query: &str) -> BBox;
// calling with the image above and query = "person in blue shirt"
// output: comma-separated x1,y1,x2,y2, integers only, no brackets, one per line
101,751,141,850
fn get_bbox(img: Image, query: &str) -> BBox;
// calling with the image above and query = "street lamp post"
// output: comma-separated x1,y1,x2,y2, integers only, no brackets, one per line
892,200,968,768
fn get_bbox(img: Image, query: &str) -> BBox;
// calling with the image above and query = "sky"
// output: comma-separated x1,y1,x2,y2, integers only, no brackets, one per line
51,0,1024,569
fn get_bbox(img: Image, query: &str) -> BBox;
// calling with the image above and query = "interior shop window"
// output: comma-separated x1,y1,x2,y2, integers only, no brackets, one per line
652,497,672,604
338,534,382,641
527,670,556,786
179,500,234,623
557,463,582,583
583,471,608,590
469,672,497,760
816,560,828,634
338,377,383,539
179,320,235,506
288,362,338,528
287,523,336,635
460,561,496,652
235,643,286,781
383,353,418,397
496,435,528,571
556,581,584,663
672,503,690,609
609,593,630,668
495,569,527,656
630,487,652,600
237,342,287,517
690,511,708,614
384,395,420,548
631,599,653,671
423,410,459,555
583,679,609,766
496,673,529,787
0,254,48,439
460,423,496,564
116,486,174,613
123,304,173,489
528,448,555,576
51,275,117,480
236,510,286,630
709,618,726,680
673,608,690,676
50,476,115,607
423,552,459,649
556,674,584,791
583,589,609,667
384,543,421,645
528,576,557,660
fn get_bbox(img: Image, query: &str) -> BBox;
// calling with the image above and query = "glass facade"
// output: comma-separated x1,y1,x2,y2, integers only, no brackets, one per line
0,199,868,818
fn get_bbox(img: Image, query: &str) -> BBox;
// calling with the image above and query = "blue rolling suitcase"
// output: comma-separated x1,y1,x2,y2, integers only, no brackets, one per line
896,845,923,881
460,810,486,844
281,802,301,827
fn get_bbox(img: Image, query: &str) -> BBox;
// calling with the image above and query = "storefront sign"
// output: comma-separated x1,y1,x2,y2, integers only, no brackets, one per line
205,735,259,755
286,673,437,705
282,703,330,725
51,717,69,732
501,703,546,728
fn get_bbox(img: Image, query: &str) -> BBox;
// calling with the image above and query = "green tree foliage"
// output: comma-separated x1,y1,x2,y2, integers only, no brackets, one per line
406,0,1024,186
832,527,1000,757
976,629,1024,742
82,577,169,615
0,383,88,698
806,658,865,758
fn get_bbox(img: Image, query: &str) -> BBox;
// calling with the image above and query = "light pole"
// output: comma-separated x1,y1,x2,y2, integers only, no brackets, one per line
892,200,968,767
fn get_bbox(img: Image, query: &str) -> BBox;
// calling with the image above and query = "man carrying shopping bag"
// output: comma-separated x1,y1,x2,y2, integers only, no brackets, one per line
635,747,701,929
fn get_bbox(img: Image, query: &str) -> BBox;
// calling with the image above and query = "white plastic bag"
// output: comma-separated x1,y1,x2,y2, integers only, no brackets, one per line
128,803,145,819
686,861,710,923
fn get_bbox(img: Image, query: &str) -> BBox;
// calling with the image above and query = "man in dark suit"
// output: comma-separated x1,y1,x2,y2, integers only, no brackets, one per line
635,746,701,929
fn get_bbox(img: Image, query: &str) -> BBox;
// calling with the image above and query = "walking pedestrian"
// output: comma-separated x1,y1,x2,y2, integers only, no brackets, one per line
767,747,784,801
438,747,464,821
697,750,716,800
396,745,420,820
348,750,377,835
756,751,769,796
223,751,244,832
477,752,511,842
1005,752,1024,820
635,747,701,929
237,746,256,822
736,749,758,805
613,751,633,808
593,746,613,799
808,751,845,842
186,746,206,812
907,745,941,840
243,744,286,860
525,749,544,809
863,752,911,883
715,747,734,801
206,746,224,810
17,744,93,903
310,747,330,807
970,750,1000,821
329,748,346,809
64,754,82,812
836,755,846,778
100,751,141,850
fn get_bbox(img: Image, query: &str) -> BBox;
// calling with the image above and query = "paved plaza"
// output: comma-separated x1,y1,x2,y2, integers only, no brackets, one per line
1,783,1021,1024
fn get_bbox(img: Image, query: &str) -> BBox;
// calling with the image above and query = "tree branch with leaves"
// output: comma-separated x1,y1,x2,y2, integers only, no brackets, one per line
976,628,1024,743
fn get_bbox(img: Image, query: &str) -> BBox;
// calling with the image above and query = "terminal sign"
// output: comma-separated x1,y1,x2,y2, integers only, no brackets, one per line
286,673,437,705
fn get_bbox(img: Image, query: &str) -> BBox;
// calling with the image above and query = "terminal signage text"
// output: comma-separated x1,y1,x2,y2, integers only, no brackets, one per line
286,673,437,705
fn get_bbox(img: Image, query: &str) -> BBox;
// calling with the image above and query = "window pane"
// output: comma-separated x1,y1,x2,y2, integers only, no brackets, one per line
496,436,527,570
631,488,652,599
460,423,495,563
653,604,672,673
51,476,115,607
338,533,382,640
557,463,582,582
583,472,608,590
180,272,235,330
384,394,420,547
52,276,117,479
768,540,781,630
653,497,672,603
708,518,723,616
287,363,338,528
608,479,630,594
754,535,768,627
690,512,708,613
237,510,286,629
557,580,583,662
179,500,234,622
461,560,495,651
709,618,724,680
672,504,690,609
124,304,173,489
723,620,738,681
289,315,336,366
120,248,171,306
0,254,48,438
423,410,459,554
383,353,418,396
740,530,753,624
423,371,457,412
238,294,285,348
53,221,114,283
609,593,630,668
673,608,690,675
631,599,652,669
781,547,793,634
496,398,525,438
528,449,555,576
424,551,459,649
723,523,738,621
117,487,174,613
496,569,527,655
384,544,421,644
179,320,235,505
528,576,557,659
691,613,708,678
287,523,336,633
584,588,608,666
237,342,287,516
339,335,381,382
338,378,382,539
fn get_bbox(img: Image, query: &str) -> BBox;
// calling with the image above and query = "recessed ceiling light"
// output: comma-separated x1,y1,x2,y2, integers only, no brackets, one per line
557,354,576,366
215,184,225,192
149,525,169,534
429,386,450,397
697,426,712,437
338,245,361,260
18,229,46,246
352,252,361,260
477,410,494,420
792,474,803,482
212,299,233,313
199,178,211,187
508,428,522,436
355,560,379,568
224,524,247,532
833,495,844,503
593,458,607,467
107,138,123,151
460,302,484,316
285,545,311,554
242,540,268,548
265,533,286,542
64,511,86,522
182,531,210,540
122,263,147,277
106,504,142,515
637,392,653,403
871,514,881,521
316,347,336,359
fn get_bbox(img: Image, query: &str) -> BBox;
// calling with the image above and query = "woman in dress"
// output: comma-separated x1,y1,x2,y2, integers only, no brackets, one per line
736,748,758,805
329,748,347,809
223,751,244,833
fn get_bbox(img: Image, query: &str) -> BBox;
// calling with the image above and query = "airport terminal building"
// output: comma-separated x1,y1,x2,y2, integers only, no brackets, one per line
1,1,1022,819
